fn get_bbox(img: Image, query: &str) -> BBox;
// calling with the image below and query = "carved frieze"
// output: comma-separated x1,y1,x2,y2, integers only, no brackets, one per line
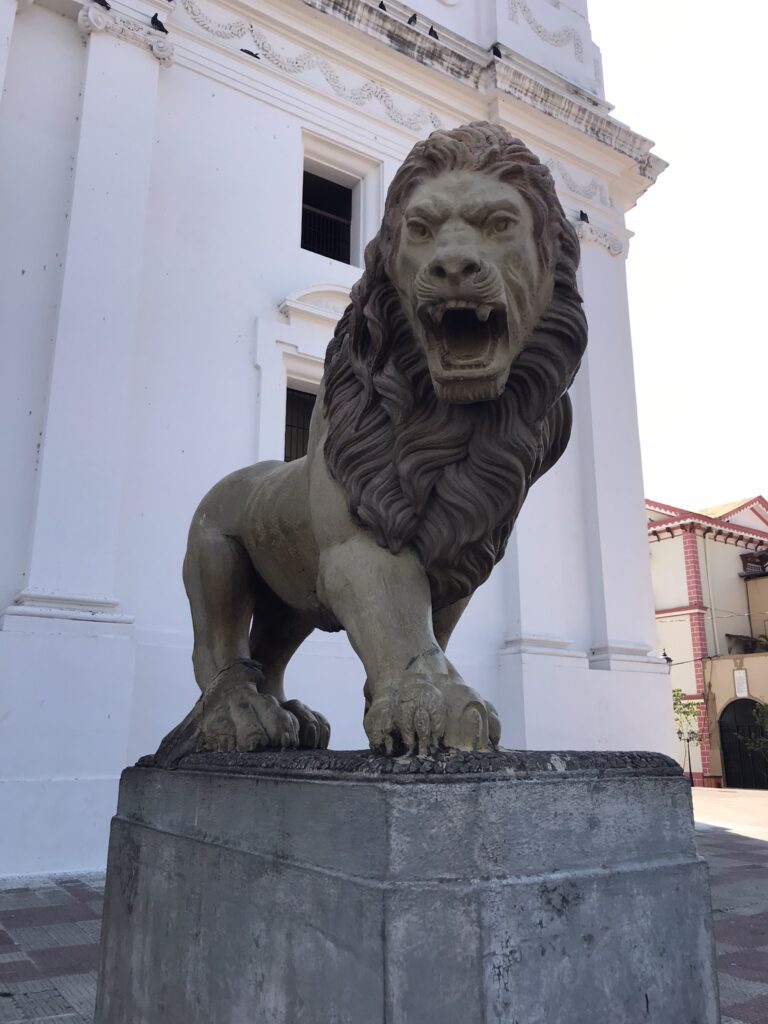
545,159,611,207
180,0,442,131
507,0,584,62
574,220,624,257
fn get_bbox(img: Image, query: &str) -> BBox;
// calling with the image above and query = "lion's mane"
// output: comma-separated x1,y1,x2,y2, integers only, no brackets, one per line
323,122,588,609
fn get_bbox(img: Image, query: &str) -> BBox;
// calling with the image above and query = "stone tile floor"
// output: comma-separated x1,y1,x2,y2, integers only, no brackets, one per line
0,824,766,1022
702,824,768,1024
0,874,103,1023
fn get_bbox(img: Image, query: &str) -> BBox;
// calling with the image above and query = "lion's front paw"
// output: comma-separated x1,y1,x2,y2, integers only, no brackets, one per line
438,677,501,752
364,677,447,756
282,699,331,750
202,673,300,752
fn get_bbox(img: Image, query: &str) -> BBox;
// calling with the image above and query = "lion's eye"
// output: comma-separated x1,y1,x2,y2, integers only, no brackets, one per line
407,219,430,240
488,215,515,235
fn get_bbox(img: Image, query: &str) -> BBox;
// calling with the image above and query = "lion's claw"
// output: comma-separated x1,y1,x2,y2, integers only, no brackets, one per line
364,679,446,756
439,677,499,751
365,672,500,755
282,699,331,750
201,669,301,752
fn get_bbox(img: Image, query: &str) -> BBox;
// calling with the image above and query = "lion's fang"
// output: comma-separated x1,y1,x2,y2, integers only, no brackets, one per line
429,305,446,324
476,305,491,322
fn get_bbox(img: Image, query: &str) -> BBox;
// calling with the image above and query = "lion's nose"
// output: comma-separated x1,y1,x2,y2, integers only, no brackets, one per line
428,254,482,285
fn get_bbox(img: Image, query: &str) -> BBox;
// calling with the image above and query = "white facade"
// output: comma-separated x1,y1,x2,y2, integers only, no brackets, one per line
1,0,671,874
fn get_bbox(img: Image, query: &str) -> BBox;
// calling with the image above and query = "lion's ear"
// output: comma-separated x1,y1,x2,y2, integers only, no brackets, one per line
532,394,572,483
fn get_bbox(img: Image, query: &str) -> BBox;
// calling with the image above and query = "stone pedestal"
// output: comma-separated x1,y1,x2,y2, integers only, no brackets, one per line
94,750,720,1024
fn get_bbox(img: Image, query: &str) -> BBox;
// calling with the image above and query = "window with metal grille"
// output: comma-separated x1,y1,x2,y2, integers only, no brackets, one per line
301,171,352,264
284,388,317,461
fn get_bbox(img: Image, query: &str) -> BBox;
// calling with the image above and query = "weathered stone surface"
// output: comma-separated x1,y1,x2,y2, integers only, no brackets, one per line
140,746,681,778
158,123,590,763
95,751,720,1024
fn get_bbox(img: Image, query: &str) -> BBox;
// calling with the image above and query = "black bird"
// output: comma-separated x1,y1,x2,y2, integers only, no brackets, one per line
240,48,260,59
407,13,417,25
93,0,111,9
491,43,502,58
428,24,438,39
151,12,168,32
579,210,590,223
378,1,386,9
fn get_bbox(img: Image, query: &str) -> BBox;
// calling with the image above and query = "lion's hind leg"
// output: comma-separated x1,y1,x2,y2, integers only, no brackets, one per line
159,509,301,759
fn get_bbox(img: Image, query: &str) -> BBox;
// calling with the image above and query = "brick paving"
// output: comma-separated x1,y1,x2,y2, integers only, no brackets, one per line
0,826,765,1022
0,875,103,1023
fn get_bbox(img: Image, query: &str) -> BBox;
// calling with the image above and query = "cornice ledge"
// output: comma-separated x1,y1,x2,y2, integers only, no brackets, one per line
302,0,485,88
78,1,175,64
489,63,667,183
298,0,665,184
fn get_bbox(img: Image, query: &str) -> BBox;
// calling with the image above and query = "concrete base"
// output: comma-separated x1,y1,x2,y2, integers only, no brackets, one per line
94,750,720,1024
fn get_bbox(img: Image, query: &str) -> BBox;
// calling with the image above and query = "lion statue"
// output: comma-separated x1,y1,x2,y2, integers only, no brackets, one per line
156,122,587,763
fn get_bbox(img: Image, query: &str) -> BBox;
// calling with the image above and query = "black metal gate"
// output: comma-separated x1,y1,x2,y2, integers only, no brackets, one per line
719,698,768,789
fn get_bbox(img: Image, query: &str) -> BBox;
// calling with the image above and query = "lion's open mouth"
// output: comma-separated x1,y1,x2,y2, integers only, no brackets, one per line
421,301,507,369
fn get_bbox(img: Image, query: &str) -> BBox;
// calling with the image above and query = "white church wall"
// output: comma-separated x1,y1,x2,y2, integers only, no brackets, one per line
1,0,670,874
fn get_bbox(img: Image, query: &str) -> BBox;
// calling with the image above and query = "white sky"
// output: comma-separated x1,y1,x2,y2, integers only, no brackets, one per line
585,0,768,512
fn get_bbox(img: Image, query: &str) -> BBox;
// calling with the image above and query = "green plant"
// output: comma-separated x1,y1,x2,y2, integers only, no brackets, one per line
672,688,701,737
672,688,701,779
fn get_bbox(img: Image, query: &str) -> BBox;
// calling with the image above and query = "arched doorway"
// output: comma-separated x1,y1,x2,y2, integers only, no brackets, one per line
719,699,768,789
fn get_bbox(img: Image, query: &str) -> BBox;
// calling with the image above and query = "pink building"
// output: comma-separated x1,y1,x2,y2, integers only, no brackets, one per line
648,497,768,788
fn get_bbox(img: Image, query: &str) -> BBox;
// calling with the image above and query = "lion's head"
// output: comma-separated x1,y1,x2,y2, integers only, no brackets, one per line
323,123,587,608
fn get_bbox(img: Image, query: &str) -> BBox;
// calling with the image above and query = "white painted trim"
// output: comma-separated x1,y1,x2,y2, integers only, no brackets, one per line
503,634,588,660
283,345,324,394
279,282,351,328
301,128,383,268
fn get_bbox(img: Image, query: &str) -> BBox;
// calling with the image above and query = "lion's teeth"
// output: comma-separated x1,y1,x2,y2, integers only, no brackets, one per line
477,305,492,322
430,305,445,324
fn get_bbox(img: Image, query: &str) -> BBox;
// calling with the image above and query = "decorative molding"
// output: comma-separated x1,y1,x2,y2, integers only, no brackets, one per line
507,0,583,62
588,642,668,674
574,220,624,257
546,159,610,207
4,589,135,625
180,0,442,131
280,343,324,391
279,283,351,328
78,3,175,65
502,634,588,660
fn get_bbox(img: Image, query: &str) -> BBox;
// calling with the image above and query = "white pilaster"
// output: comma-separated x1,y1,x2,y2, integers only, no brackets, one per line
495,434,591,751
0,0,24,106
502,467,588,661
574,223,663,672
2,6,171,629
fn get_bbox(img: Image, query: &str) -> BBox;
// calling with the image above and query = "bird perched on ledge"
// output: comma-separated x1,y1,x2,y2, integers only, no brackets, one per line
151,12,168,33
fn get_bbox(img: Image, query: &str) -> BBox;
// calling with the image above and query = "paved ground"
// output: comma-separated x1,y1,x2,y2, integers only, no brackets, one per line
0,875,103,1023
0,790,766,1022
